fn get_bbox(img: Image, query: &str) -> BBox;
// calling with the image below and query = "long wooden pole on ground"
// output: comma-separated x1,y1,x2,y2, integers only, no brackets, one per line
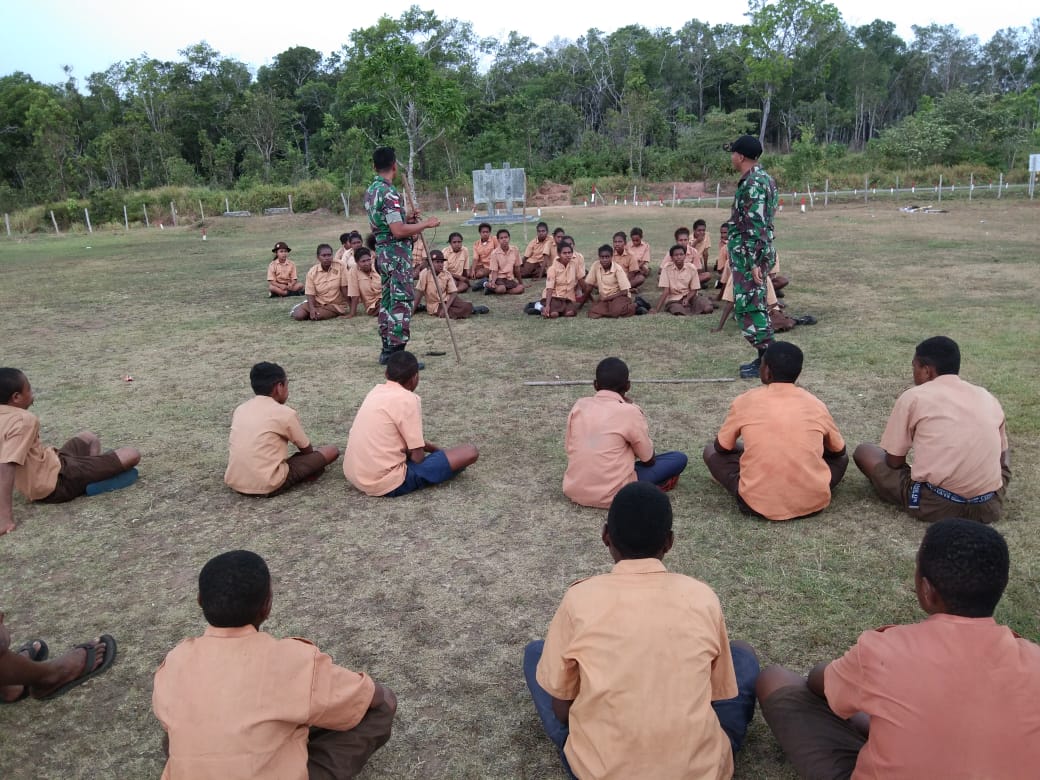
401,172,462,365
524,378,735,387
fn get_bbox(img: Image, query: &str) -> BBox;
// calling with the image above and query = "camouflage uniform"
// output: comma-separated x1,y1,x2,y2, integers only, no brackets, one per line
727,164,778,350
365,175,414,348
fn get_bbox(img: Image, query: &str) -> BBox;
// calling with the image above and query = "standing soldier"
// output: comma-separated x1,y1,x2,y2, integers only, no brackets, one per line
364,146,440,365
725,135,778,379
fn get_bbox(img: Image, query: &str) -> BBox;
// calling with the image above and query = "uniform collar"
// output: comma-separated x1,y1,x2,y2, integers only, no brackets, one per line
611,558,668,575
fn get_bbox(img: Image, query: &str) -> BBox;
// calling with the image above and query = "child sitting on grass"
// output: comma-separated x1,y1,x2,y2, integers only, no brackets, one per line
0,367,140,536
267,241,304,297
525,482,759,779
224,362,339,496
757,518,1040,778
153,550,397,779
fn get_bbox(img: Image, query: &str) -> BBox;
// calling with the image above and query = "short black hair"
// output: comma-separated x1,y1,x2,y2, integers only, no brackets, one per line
630,227,643,238
915,336,960,375
674,227,690,240
669,244,686,258
316,243,334,257
373,146,396,171
613,231,627,241
354,246,372,262
607,482,673,558
562,235,575,246
598,244,613,258
198,550,271,628
386,350,419,384
448,231,463,242
339,232,351,244
365,232,377,250
595,357,629,393
918,518,1009,617
478,222,492,232
537,221,548,230
763,341,803,383
553,227,565,236
0,367,27,403
250,362,286,396
496,228,510,238
693,219,707,230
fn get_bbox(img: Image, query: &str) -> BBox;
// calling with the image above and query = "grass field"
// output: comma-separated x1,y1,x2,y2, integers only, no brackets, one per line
1,199,1038,779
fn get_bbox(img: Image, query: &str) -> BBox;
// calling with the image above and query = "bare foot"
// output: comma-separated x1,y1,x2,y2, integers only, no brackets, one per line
0,641,43,702
0,520,15,536
30,638,108,699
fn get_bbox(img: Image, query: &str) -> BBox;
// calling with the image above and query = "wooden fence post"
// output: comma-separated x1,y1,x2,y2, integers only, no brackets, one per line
50,210,60,234
171,201,178,226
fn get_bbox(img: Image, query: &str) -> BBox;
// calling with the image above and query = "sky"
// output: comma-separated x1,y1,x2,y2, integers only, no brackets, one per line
1,0,1035,86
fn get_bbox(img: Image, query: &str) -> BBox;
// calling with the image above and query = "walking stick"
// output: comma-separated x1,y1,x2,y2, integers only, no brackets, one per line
401,173,462,365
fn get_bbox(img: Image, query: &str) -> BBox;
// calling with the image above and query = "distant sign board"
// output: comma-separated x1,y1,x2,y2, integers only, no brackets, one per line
1030,154,1040,172
472,163,526,215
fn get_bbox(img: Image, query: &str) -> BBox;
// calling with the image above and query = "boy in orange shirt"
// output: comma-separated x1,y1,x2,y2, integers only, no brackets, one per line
487,229,525,295
585,245,637,319
470,222,495,281
442,232,471,292
414,251,489,319
0,368,140,536
346,248,382,318
628,226,652,283
267,241,304,297
224,362,339,496
343,352,478,497
703,342,847,519
525,482,759,779
542,244,588,318
757,519,1040,779
519,221,555,278
154,550,397,779
653,245,714,315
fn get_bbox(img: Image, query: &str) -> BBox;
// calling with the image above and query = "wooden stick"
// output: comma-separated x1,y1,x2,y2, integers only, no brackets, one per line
524,378,736,386
400,173,462,365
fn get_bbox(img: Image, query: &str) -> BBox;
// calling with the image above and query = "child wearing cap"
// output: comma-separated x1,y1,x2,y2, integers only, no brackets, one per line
414,251,489,319
267,242,304,297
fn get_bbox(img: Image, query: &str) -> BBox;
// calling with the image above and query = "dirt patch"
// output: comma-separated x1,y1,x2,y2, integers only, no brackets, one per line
528,181,573,207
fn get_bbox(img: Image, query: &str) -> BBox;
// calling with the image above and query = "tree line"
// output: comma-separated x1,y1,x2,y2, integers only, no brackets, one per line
1,1,1038,212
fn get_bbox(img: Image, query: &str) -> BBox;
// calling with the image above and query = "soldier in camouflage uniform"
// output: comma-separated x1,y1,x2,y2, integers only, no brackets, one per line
724,135,778,379
364,146,440,365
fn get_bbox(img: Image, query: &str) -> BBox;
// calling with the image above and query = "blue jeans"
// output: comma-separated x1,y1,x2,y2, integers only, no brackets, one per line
523,639,759,776
634,451,688,486
382,450,460,497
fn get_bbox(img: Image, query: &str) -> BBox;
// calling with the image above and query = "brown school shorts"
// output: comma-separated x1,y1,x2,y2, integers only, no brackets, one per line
41,436,126,503
759,684,864,780
869,460,1008,524
545,297,578,316
266,451,330,496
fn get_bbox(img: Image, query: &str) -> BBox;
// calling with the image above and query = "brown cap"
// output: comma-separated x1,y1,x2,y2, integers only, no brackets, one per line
272,241,291,253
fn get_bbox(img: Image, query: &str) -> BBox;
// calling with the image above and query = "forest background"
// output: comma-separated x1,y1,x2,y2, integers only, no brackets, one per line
2,0,1039,228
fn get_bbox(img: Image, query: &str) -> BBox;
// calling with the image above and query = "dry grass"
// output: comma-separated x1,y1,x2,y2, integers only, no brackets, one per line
1,200,1038,779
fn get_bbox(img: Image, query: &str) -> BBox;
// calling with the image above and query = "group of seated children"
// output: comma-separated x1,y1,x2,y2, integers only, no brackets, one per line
223,353,478,501
267,219,782,327
144,491,1038,780
269,240,380,322
560,338,1006,529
